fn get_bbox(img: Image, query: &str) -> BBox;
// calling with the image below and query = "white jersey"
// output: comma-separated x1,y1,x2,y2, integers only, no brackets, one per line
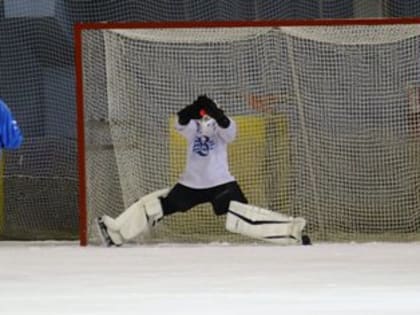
175,117,236,189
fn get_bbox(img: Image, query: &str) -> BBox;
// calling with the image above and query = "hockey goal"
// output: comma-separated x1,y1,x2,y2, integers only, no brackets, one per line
76,19,420,246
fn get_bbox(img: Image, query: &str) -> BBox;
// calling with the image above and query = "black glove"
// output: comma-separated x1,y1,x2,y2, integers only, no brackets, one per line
177,98,202,125
197,95,230,128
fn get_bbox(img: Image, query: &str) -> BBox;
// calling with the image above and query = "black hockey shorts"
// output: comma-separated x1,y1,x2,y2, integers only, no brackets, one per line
161,181,248,216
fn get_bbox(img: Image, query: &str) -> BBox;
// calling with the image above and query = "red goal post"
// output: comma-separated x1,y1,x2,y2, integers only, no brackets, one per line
75,19,420,246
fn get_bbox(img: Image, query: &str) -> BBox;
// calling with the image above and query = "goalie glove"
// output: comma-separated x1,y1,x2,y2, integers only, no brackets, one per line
177,98,202,125
197,95,230,128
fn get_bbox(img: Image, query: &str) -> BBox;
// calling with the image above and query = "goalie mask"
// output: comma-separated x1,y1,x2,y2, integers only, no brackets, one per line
197,109,216,137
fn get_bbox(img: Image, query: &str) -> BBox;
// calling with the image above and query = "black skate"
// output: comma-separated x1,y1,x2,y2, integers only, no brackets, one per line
95,216,117,247
302,234,312,246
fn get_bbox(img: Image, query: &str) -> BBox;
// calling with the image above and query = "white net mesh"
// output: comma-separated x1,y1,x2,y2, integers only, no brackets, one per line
82,24,420,244
2,1,420,242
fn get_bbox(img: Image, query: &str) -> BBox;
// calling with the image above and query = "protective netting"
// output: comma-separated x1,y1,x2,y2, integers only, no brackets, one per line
0,9,77,240
82,24,420,243
2,0,420,242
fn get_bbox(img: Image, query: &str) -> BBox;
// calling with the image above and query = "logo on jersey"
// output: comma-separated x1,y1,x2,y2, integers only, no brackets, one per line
193,136,215,156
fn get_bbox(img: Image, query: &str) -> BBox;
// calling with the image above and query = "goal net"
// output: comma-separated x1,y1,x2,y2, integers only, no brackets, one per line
78,21,420,245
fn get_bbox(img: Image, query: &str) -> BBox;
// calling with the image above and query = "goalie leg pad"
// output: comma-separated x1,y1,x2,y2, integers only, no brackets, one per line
141,188,170,226
118,201,149,241
226,201,306,245
110,188,169,241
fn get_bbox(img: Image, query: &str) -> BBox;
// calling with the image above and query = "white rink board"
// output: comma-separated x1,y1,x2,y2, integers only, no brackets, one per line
0,242,419,315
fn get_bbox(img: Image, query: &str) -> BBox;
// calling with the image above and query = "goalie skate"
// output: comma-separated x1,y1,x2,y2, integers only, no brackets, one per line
302,234,312,245
95,217,122,247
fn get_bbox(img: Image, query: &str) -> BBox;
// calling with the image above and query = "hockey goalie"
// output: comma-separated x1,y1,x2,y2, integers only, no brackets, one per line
96,95,311,246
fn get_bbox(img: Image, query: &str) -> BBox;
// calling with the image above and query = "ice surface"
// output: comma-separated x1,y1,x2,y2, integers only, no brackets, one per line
0,242,419,315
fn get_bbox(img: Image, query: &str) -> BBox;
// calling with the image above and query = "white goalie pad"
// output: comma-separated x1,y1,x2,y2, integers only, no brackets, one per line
226,201,306,245
104,188,170,241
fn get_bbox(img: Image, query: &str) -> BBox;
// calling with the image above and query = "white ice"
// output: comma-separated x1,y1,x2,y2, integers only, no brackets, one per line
0,242,419,315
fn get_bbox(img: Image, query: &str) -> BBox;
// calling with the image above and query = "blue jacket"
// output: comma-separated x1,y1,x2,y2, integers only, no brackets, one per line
0,99,23,149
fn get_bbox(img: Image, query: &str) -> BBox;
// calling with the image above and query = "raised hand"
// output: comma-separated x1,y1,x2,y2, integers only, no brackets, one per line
177,97,203,125
196,95,230,128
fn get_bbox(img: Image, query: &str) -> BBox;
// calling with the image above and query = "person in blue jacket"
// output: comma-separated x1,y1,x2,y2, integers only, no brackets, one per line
0,98,23,150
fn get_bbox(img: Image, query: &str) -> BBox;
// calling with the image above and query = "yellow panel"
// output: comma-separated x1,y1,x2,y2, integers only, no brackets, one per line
228,115,267,205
